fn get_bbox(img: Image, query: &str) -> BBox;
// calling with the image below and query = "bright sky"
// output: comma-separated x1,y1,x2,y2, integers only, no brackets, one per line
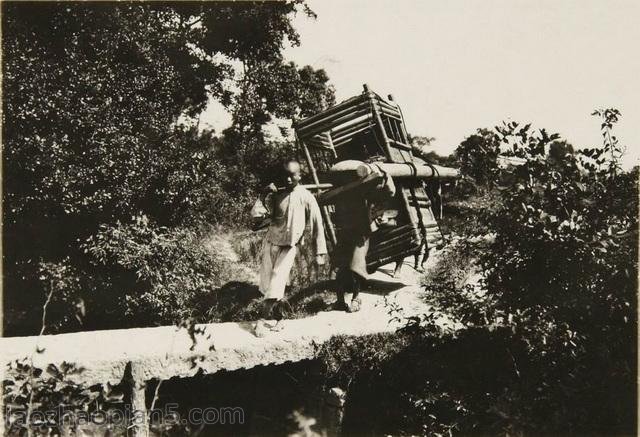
202,0,640,168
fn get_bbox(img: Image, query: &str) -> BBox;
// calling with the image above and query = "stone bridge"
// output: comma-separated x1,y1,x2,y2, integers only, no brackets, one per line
1,264,454,435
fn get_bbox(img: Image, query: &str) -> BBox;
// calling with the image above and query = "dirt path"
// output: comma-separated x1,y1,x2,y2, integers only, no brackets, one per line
203,230,259,283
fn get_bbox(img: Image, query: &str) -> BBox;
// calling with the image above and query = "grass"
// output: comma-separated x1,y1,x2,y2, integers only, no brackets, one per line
196,228,337,323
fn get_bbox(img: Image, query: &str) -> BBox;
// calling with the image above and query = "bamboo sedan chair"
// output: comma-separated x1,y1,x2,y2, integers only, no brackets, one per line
293,84,457,273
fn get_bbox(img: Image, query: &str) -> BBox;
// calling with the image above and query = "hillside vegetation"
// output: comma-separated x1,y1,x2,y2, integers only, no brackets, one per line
2,2,637,435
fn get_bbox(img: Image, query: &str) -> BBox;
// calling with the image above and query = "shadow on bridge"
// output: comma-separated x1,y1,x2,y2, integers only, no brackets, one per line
200,274,406,325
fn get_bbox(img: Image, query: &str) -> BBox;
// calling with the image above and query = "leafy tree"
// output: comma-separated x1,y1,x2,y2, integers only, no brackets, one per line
2,1,333,334
455,128,502,189
216,61,335,197
3,3,225,249
548,139,575,164
410,134,436,149
2,1,316,242
451,112,638,433
317,112,637,436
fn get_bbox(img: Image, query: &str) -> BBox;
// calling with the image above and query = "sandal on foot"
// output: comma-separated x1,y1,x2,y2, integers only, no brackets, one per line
269,320,284,332
347,297,362,313
253,320,268,338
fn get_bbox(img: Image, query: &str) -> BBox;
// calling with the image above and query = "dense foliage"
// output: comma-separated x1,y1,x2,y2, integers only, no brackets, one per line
454,112,636,434
86,218,248,327
2,1,334,335
455,128,502,188
318,111,637,436
3,2,636,435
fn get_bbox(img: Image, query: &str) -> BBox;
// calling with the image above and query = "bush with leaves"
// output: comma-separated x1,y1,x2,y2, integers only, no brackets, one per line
317,111,637,436
455,128,502,189
3,359,130,436
21,218,249,333
471,112,637,433
434,111,638,434
147,127,255,227
79,216,247,329
3,1,338,334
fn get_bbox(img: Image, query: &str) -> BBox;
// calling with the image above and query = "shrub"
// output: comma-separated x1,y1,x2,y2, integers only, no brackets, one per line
432,112,638,434
80,216,246,329
317,328,529,436
145,127,256,228
455,128,501,189
22,222,336,334
318,111,637,436
2,359,132,436
2,1,332,335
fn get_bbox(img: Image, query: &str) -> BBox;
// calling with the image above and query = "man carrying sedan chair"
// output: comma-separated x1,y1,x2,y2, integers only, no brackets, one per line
327,161,396,313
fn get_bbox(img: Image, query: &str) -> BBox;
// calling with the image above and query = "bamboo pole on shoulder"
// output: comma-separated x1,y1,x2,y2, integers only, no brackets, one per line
356,162,460,180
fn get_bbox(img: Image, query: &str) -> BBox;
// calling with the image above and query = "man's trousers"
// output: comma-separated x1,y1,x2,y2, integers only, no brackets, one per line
259,241,297,300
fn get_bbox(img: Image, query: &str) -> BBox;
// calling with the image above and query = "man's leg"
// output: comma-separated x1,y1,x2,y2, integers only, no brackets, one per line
348,273,363,313
333,268,349,311
265,245,297,300
334,268,362,313
255,297,288,336
255,245,297,335
269,299,292,332
254,304,269,338
255,298,283,335
255,241,274,337
345,235,368,312
258,240,274,296
414,241,426,271
393,259,404,277
419,245,431,269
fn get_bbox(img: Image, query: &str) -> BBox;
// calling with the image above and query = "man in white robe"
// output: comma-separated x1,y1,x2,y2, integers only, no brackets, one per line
254,160,327,336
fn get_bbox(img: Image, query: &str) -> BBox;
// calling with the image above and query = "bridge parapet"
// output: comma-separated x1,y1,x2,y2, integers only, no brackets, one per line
1,266,454,435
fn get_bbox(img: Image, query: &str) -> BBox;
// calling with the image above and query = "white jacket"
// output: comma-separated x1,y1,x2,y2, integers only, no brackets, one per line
264,185,327,255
